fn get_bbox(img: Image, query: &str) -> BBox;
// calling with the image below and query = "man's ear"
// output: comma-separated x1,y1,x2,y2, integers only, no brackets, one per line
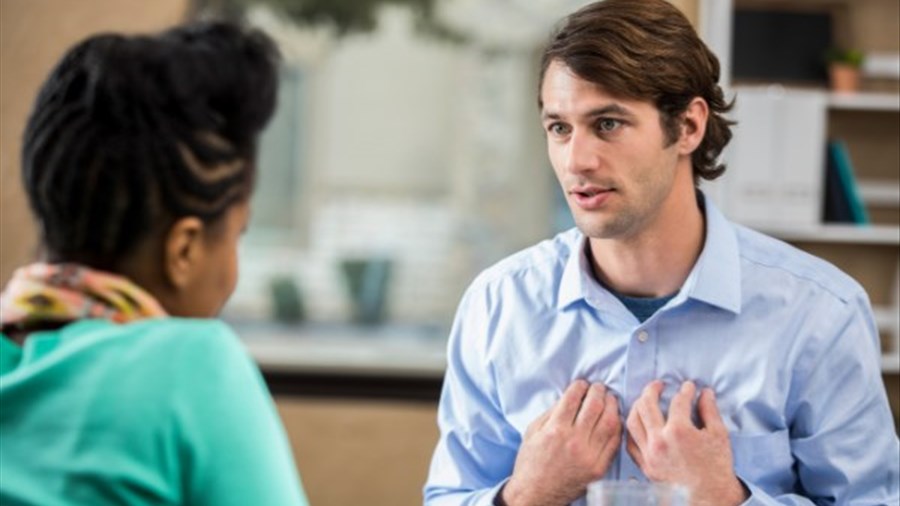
163,216,206,289
678,97,709,156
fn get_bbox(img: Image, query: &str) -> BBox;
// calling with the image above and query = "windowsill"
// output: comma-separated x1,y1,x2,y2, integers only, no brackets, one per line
231,320,448,379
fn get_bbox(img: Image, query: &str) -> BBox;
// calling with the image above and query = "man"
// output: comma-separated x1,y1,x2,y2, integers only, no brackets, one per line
424,1,900,505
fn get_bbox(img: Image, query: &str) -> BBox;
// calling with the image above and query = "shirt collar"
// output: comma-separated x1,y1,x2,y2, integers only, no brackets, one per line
555,192,742,314
683,194,742,314
557,233,592,310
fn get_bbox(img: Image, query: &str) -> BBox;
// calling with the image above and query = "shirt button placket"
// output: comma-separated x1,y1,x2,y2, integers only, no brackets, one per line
621,326,656,481
627,328,655,394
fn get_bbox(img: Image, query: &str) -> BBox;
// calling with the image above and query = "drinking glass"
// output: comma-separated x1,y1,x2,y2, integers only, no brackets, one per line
585,481,689,506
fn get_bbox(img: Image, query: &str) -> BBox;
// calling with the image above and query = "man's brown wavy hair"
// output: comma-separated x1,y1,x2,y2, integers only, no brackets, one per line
538,0,734,183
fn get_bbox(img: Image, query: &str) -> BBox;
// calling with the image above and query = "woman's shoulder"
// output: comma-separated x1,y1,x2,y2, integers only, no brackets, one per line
126,317,239,343
44,317,250,376
117,318,249,367
68,318,264,410
3,318,257,394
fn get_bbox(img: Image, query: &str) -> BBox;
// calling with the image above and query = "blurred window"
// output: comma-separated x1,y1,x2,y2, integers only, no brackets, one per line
249,65,307,245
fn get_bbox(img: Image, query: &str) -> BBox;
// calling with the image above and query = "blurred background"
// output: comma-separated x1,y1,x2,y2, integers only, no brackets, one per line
1,0,897,504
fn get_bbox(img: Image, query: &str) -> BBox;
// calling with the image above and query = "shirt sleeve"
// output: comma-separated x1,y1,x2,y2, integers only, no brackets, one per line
173,321,310,506
424,282,522,506
741,290,899,505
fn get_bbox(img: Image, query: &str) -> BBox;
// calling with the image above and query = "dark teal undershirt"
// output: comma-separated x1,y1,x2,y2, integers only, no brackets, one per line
611,290,677,323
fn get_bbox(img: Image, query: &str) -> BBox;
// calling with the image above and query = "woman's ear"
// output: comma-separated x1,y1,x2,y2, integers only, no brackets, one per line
163,216,206,289
678,97,709,155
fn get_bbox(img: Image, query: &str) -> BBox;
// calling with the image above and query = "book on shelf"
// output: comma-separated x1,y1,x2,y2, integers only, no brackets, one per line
711,86,827,227
822,144,854,224
823,140,870,225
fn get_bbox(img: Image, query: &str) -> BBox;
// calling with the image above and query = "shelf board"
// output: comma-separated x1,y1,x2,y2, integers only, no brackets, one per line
756,224,900,245
882,353,900,374
828,91,900,112
873,306,900,332
858,180,900,207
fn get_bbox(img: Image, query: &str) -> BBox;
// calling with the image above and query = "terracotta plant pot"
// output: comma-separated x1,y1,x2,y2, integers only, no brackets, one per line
829,63,861,92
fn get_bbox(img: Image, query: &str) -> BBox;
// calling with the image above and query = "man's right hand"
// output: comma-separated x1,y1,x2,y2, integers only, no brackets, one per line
499,380,622,506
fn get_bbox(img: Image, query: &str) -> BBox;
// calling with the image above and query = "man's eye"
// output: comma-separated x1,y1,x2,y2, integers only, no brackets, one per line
548,123,570,135
597,118,621,132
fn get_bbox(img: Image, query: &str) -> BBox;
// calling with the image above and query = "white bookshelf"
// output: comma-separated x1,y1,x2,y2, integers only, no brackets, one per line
757,224,900,245
828,91,900,112
883,353,900,374
874,305,900,372
873,306,900,331
857,179,900,207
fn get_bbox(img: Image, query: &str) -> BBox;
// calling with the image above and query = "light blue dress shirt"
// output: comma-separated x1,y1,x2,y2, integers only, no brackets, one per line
425,197,900,506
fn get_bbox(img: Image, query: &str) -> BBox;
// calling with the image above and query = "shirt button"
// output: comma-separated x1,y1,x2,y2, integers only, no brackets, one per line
637,330,649,342
628,476,639,483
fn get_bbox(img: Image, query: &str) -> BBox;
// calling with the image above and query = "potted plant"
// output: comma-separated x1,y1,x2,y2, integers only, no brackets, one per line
825,48,865,93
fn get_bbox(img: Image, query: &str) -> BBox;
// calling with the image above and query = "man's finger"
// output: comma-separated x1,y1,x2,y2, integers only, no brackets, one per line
550,379,590,426
668,380,697,426
575,383,607,430
626,434,645,470
697,388,727,434
635,380,666,431
525,408,553,437
589,392,619,444
625,403,647,454
594,398,623,471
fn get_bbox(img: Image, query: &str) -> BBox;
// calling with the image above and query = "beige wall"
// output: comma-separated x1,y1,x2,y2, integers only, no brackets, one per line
0,0,188,284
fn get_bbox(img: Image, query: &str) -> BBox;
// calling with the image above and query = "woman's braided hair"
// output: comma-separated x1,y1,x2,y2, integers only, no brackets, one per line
22,21,280,268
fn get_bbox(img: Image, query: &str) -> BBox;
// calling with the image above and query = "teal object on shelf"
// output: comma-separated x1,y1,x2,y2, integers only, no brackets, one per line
340,258,393,325
270,277,305,323
828,140,870,225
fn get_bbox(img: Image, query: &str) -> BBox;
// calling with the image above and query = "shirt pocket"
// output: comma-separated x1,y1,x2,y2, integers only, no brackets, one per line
729,430,796,491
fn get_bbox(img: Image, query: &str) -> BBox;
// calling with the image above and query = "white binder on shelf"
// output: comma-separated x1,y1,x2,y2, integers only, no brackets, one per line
712,86,828,228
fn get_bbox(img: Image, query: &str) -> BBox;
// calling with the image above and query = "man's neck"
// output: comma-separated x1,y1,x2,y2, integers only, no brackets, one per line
587,190,706,298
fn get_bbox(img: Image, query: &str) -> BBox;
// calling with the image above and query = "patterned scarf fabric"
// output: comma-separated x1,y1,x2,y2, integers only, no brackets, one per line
0,263,166,330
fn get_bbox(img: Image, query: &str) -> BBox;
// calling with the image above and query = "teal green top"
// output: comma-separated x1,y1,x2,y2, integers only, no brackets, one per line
0,318,309,506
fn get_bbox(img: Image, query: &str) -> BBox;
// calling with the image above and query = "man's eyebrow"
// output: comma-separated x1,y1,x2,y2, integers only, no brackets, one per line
541,103,635,122
585,104,634,118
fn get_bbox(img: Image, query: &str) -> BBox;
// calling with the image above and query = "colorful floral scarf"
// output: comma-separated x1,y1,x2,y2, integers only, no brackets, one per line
0,263,166,330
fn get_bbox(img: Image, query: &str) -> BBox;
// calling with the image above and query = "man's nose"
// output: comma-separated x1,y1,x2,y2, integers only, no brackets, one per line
562,130,601,176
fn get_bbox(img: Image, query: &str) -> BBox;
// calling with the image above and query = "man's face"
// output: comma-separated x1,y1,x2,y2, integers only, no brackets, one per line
540,60,683,240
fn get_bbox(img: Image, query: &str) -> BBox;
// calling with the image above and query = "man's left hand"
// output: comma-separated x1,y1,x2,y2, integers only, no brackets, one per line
625,380,749,506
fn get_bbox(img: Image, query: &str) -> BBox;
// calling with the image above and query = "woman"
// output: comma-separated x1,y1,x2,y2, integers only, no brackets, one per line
0,21,309,505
